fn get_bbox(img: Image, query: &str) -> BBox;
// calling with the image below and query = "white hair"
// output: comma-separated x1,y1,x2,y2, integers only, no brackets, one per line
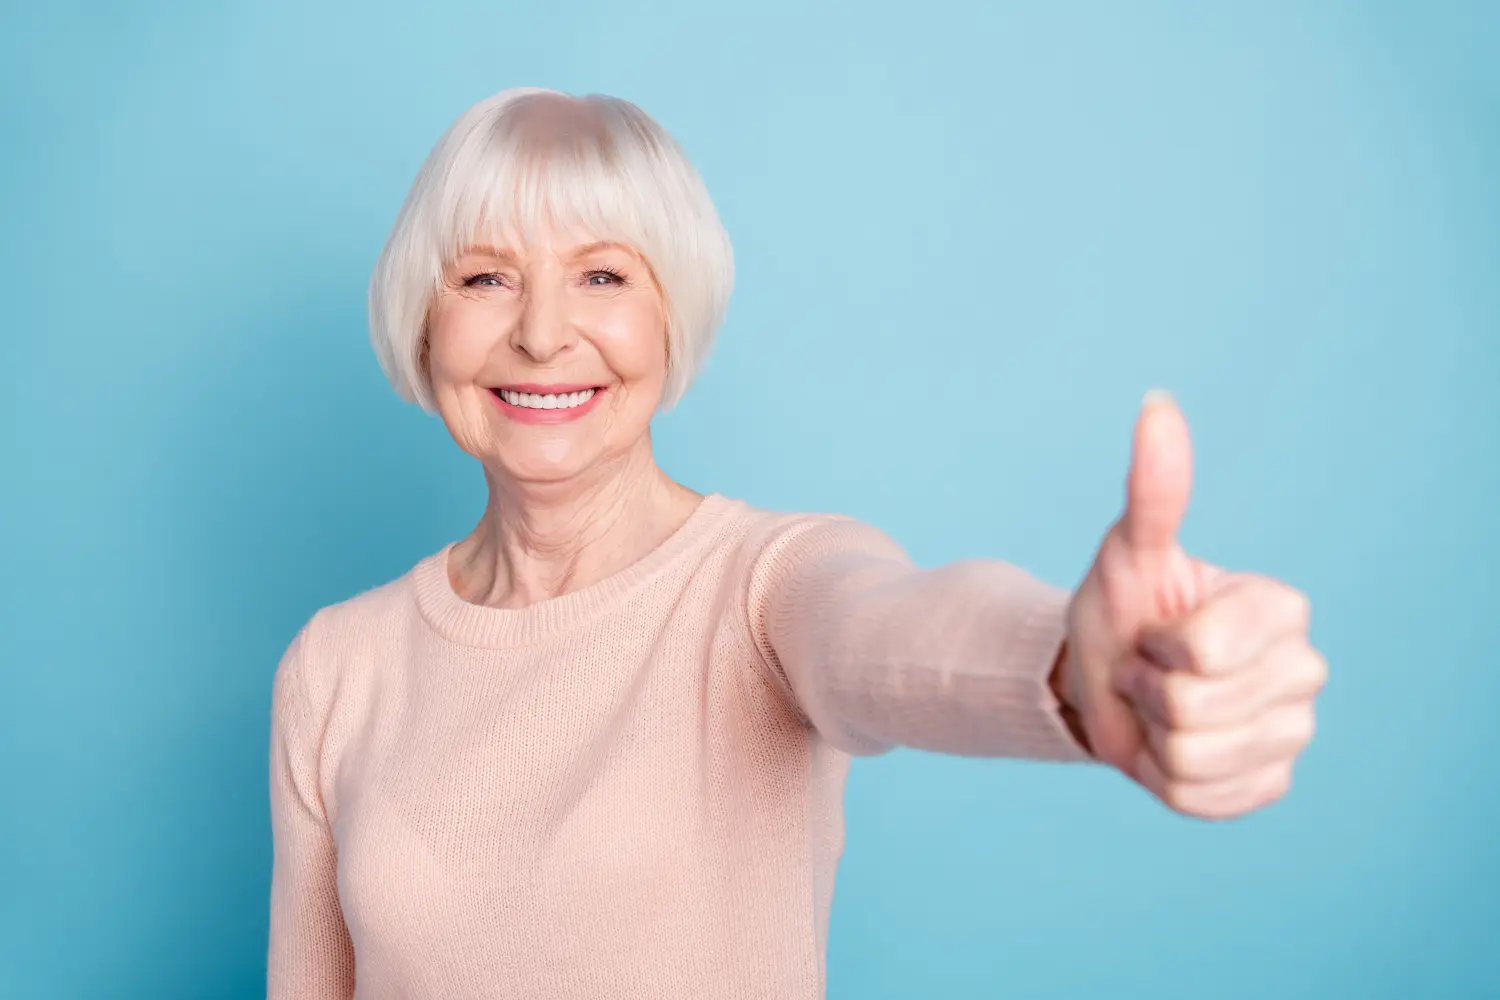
368,88,735,411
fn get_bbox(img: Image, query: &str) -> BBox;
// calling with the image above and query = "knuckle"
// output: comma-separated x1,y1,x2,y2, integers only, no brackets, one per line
1158,730,1209,780
1295,708,1318,748
1160,780,1197,814
1263,765,1294,803
1305,648,1329,693
1170,785,1232,822
1284,587,1312,629
1266,704,1315,750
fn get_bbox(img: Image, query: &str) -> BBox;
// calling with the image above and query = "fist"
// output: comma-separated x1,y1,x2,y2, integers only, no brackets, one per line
1058,393,1327,819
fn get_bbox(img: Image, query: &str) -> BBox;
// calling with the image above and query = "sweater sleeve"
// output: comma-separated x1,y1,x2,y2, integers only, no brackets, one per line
267,625,357,1000
748,515,1094,761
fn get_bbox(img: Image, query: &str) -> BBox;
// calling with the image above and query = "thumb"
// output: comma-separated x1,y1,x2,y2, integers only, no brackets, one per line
1121,390,1193,554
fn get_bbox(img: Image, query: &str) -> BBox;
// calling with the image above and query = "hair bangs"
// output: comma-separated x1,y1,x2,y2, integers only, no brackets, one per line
443,100,657,266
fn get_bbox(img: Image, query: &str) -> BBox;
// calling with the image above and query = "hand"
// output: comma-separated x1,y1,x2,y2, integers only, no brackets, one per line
1058,392,1327,819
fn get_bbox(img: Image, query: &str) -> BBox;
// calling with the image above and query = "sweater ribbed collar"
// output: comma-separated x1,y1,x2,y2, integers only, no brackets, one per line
412,492,735,648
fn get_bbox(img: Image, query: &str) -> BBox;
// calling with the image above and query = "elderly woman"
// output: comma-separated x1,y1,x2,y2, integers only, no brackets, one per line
267,88,1325,1000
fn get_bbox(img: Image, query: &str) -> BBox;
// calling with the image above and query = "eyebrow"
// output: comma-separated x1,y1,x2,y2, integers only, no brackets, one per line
456,245,520,264
569,241,633,259
456,241,634,263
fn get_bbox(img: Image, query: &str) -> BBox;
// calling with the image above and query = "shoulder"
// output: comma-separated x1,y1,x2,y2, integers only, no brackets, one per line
724,501,909,579
272,551,435,712
711,497,912,605
307,568,421,646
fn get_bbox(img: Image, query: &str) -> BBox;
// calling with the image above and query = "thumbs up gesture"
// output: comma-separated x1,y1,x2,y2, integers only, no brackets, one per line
1056,393,1326,819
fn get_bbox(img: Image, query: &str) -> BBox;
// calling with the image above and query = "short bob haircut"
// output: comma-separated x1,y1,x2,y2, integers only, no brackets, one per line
369,88,734,412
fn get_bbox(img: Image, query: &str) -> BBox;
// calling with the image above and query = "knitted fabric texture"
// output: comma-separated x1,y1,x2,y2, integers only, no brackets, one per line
267,493,1090,1000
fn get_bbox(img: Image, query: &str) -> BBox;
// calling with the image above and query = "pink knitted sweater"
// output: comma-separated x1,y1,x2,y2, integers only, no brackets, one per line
267,493,1090,999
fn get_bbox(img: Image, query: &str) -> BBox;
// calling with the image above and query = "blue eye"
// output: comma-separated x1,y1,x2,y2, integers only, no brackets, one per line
464,273,504,288
586,268,625,286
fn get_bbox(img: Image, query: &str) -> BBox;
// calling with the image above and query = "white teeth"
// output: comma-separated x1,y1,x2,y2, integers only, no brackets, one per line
499,388,597,409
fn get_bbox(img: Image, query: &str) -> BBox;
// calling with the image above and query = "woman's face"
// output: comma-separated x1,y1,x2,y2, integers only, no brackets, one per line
425,226,669,485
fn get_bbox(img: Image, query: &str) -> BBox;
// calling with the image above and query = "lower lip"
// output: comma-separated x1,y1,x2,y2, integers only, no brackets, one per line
490,387,607,425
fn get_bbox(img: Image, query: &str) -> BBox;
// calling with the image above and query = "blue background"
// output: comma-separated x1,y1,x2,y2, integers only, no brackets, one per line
3,1,1497,997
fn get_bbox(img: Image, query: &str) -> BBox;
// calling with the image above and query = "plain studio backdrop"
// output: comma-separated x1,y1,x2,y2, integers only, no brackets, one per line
2,2,1496,997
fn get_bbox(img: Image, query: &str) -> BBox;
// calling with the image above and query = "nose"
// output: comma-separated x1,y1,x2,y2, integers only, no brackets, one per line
509,276,576,365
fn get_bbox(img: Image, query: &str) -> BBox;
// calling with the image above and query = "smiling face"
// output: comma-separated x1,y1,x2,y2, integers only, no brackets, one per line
424,226,670,485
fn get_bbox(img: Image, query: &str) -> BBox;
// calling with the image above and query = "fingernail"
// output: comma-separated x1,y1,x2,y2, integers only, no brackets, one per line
1143,388,1175,409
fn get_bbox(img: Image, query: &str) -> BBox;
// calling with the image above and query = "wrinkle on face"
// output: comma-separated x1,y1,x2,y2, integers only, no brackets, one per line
423,224,670,489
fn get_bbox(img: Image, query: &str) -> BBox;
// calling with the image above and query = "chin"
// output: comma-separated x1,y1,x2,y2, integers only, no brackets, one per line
487,443,602,485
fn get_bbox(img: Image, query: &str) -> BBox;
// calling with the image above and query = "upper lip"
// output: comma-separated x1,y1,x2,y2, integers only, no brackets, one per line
491,383,602,394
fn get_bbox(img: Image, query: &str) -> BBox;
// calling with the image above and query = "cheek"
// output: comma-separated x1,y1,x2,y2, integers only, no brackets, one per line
427,302,508,383
590,299,668,383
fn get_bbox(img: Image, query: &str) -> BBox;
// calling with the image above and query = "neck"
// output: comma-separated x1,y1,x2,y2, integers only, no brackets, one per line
449,442,702,610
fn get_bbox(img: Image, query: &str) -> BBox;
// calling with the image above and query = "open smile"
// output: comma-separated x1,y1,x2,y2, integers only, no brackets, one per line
488,383,608,424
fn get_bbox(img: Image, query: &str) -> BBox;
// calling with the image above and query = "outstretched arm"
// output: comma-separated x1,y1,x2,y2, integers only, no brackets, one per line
746,394,1324,823
748,515,1094,762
